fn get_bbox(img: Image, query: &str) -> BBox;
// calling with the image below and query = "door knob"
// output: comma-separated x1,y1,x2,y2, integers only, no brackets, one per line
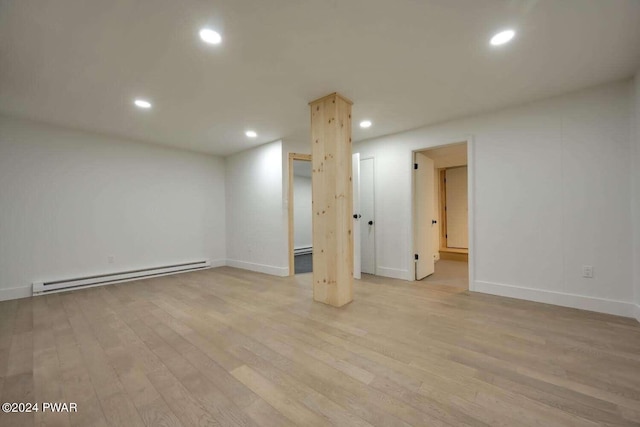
368,220,374,226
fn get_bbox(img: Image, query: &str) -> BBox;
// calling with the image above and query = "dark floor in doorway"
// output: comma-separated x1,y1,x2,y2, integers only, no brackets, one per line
295,254,313,274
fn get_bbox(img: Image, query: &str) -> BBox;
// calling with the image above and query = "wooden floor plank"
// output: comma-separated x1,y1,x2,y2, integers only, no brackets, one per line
0,267,639,427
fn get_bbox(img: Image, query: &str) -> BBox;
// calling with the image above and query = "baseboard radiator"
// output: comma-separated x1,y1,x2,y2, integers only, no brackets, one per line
294,246,313,256
32,260,211,296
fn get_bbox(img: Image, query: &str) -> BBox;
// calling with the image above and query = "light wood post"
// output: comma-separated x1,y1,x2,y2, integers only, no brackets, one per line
309,92,354,307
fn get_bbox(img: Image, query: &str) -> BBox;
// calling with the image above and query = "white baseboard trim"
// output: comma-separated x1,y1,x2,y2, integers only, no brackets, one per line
226,259,289,277
634,304,640,323
1,259,237,302
0,286,32,302
210,258,226,268
376,266,410,281
474,280,636,318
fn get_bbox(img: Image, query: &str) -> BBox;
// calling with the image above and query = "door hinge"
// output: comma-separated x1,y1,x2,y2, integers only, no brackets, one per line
445,234,448,238
414,254,419,260
414,163,418,170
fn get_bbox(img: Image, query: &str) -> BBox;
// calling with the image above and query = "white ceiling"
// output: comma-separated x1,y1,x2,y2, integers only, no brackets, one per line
1,0,639,156
422,143,468,169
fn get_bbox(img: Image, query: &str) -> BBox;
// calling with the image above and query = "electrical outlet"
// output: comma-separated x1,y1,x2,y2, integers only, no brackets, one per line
582,265,593,278
108,255,115,264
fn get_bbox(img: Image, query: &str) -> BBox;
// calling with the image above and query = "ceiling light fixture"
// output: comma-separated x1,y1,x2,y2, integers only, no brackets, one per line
134,99,152,109
359,120,372,128
490,29,515,46
245,130,257,138
199,28,222,45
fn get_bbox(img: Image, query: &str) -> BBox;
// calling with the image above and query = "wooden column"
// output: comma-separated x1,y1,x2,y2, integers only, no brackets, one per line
309,92,354,307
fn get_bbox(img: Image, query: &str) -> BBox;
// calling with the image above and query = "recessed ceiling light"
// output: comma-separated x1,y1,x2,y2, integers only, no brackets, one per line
245,130,257,138
360,120,372,128
134,99,152,109
199,28,222,45
490,29,515,46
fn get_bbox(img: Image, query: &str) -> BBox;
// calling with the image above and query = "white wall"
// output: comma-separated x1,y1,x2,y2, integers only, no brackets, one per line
282,138,312,205
5,81,636,320
0,115,226,301
293,175,313,250
633,72,640,321
354,80,636,317
225,140,288,276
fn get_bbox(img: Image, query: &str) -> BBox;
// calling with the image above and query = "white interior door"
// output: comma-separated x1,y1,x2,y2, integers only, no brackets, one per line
352,153,361,279
414,152,435,280
360,158,375,274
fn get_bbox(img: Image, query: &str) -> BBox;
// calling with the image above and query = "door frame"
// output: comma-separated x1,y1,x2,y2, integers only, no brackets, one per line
410,137,476,290
359,155,377,275
288,153,312,276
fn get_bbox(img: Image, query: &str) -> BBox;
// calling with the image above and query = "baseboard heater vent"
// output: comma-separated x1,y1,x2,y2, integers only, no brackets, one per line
294,246,313,256
32,260,211,296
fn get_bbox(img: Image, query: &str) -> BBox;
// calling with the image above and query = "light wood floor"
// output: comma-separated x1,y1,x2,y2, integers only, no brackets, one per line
423,260,469,289
1,267,640,427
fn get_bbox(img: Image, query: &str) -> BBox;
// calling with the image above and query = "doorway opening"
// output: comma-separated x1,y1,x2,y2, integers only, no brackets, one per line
288,152,375,278
413,141,471,289
288,153,313,275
